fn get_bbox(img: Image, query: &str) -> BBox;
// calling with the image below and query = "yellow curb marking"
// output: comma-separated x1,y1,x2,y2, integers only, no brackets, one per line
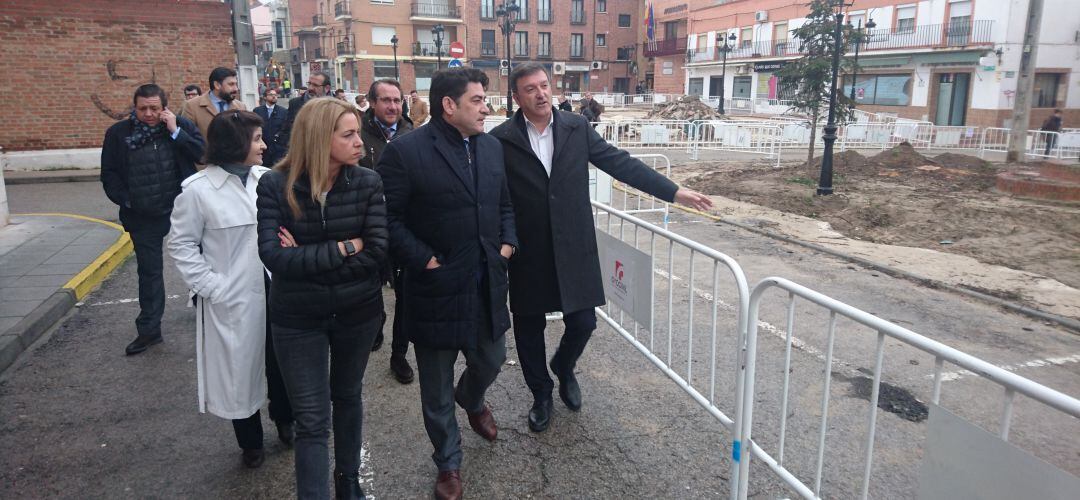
15,213,134,300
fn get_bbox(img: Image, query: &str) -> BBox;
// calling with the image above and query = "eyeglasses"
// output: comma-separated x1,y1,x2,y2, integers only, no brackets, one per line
184,92,199,97
377,97,403,105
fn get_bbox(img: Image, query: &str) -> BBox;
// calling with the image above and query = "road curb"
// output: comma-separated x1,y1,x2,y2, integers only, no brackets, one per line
1,214,134,374
3,173,99,185
666,203,1080,333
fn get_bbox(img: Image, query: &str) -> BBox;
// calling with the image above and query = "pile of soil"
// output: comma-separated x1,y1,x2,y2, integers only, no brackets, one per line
675,151,1080,288
646,95,726,121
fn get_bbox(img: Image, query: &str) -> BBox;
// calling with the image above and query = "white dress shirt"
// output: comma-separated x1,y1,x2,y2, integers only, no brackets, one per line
525,112,555,177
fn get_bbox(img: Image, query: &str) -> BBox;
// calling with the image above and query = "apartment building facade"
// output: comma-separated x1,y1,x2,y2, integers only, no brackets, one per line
671,0,1079,128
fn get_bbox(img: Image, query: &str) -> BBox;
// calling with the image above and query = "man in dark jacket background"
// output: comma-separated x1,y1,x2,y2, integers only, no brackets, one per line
253,88,287,167
358,78,416,384
379,68,517,500
490,63,712,432
100,84,205,355
279,71,331,155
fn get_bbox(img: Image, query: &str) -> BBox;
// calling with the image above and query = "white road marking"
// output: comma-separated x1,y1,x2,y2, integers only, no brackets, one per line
651,267,861,375
358,441,375,498
80,295,183,307
929,353,1080,382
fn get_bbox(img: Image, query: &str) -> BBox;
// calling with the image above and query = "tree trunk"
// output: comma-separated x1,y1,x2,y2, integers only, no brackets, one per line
806,108,820,171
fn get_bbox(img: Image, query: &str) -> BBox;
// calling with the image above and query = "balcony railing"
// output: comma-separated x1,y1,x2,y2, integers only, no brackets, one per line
411,2,461,19
312,48,326,60
538,8,553,23
312,14,325,28
642,37,687,57
686,20,993,63
334,1,351,19
413,42,448,57
570,9,585,25
337,38,354,56
480,42,497,56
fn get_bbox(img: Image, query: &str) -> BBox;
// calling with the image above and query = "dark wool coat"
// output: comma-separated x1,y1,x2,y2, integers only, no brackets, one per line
255,166,388,328
379,119,518,350
490,109,678,316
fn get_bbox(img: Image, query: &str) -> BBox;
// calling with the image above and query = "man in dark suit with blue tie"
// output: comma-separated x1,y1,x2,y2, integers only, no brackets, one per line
253,88,287,168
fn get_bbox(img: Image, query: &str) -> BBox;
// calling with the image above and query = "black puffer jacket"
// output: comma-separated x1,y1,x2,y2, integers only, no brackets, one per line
256,166,388,328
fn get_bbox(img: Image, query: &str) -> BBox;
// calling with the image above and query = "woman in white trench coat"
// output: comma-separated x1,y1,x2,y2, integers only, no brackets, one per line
168,110,294,468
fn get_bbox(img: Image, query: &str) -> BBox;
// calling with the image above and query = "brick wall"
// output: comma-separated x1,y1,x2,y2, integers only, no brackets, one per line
0,0,234,151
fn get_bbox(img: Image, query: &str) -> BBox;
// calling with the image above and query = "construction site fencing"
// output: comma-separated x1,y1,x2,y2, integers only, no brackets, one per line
738,277,1080,499
690,121,783,166
589,153,672,226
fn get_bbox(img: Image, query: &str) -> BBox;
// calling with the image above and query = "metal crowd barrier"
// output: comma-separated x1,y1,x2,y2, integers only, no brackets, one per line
739,277,1080,499
691,121,783,166
591,200,751,500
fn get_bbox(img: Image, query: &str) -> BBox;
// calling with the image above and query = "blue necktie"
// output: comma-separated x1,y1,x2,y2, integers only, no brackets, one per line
217,101,226,113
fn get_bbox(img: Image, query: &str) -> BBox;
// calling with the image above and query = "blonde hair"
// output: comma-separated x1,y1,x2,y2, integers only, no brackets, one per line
276,97,361,219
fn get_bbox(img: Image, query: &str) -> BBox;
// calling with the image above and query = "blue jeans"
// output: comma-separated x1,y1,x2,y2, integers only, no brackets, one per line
272,313,380,499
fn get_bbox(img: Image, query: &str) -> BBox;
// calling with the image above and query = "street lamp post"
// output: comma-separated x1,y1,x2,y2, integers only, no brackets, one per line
432,24,445,70
391,34,399,79
496,1,520,117
848,18,875,112
716,32,735,115
817,11,846,196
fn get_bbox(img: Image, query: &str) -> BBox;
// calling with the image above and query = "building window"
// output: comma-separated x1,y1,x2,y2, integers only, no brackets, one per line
374,60,397,79
842,74,913,106
371,26,396,45
618,14,631,28
946,0,972,46
740,27,753,48
614,77,629,93
480,0,495,20
273,21,284,49
570,33,584,58
1033,73,1061,108
370,0,394,4
895,5,916,33
538,0,552,22
414,62,437,91
570,0,585,24
481,29,497,56
596,34,606,47
538,32,551,57
664,21,679,40
616,46,631,60
597,0,606,13
688,77,704,96
515,31,529,57
518,0,529,21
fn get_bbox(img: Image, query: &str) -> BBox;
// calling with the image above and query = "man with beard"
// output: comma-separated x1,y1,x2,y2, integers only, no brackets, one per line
254,88,287,168
490,62,712,432
358,79,415,384
180,67,247,142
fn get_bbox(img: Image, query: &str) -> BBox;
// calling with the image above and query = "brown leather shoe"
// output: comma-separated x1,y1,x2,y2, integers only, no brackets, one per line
435,470,463,500
465,405,498,441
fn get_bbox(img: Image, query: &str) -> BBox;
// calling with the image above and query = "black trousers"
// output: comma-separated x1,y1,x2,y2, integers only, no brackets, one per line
126,214,171,338
229,277,294,451
378,266,411,357
512,308,597,399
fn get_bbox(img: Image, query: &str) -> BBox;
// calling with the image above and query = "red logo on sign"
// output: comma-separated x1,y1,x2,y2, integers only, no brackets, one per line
615,261,624,281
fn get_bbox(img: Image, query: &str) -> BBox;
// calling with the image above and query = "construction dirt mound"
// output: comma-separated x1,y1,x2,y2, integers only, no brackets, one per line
869,142,936,169
646,95,727,121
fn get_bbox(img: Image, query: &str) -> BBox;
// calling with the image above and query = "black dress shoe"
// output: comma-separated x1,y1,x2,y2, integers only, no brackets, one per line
241,448,265,468
370,333,384,352
528,397,553,432
390,354,414,384
334,470,367,499
276,421,295,448
125,334,162,356
550,358,582,411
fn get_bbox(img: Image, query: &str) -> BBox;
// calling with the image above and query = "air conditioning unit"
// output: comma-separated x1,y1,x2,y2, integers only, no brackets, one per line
590,61,604,70
755,11,768,22
500,59,511,69
553,61,566,75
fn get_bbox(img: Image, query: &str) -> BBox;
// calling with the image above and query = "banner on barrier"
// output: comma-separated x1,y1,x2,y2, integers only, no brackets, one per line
595,229,653,327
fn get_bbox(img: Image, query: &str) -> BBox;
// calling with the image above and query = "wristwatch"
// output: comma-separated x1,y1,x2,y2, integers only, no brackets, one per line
343,240,357,256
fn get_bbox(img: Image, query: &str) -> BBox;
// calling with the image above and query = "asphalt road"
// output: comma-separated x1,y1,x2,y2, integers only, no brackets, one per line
1,178,1077,499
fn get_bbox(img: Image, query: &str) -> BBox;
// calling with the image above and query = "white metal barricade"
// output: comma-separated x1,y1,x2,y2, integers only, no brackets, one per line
979,127,1010,157
482,116,508,133
838,122,895,151
692,121,783,166
590,153,672,226
1058,130,1080,159
927,125,983,150
891,119,932,148
1027,130,1062,159
601,119,696,150
738,277,1080,500
591,200,752,500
